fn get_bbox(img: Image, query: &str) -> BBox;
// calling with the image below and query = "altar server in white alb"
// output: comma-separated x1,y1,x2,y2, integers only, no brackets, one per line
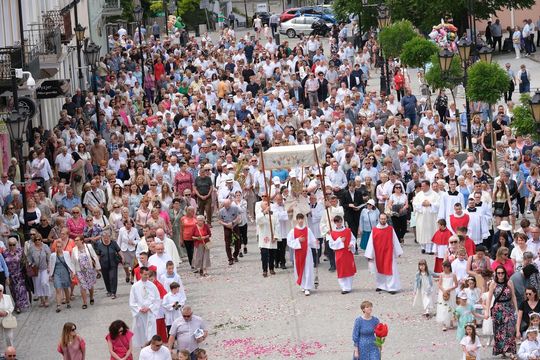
287,213,318,296
327,215,357,294
365,213,403,294
129,266,162,348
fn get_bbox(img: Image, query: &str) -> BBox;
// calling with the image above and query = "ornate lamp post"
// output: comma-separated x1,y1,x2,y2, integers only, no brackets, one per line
530,91,540,133
134,5,145,88
83,41,101,131
377,4,391,95
6,110,31,239
74,23,86,90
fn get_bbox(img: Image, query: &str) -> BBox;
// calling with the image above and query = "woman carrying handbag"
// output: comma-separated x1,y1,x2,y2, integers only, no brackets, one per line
71,236,101,309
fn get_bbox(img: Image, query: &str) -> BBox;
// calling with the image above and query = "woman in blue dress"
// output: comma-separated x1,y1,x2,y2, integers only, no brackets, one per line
352,300,380,360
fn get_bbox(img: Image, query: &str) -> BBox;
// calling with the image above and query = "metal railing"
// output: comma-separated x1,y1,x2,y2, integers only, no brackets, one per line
0,45,40,81
104,0,121,9
24,24,62,57
0,48,22,80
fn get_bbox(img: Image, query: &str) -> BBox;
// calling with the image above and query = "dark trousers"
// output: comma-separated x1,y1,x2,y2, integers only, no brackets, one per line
197,197,212,224
531,34,537,52
525,37,532,54
312,238,323,267
275,238,287,267
271,23,277,36
504,80,514,102
224,226,241,261
492,36,502,52
101,266,118,295
238,224,248,246
391,215,407,241
396,88,405,102
537,30,540,47
184,240,194,266
324,240,336,270
0,272,5,290
517,195,526,216
260,248,276,272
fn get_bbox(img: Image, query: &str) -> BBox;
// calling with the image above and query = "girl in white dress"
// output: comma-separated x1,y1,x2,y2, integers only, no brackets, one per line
463,276,483,325
437,260,458,331
480,281,494,346
413,259,434,318
460,323,482,360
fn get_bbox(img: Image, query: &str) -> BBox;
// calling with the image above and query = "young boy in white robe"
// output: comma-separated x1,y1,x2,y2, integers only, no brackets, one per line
287,213,318,296
162,282,186,335
159,261,186,302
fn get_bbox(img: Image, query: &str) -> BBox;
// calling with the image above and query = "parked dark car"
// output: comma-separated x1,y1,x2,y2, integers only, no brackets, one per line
253,11,271,26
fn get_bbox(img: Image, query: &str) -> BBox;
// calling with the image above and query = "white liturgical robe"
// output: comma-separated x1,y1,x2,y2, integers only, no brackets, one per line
129,279,161,347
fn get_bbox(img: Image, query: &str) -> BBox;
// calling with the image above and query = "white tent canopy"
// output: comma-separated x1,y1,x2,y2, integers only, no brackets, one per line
262,144,324,170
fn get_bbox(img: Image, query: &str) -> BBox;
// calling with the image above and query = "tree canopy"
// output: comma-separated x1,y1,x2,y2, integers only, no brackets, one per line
425,54,463,91
335,0,535,34
378,20,417,59
511,94,538,141
466,61,509,105
400,37,439,69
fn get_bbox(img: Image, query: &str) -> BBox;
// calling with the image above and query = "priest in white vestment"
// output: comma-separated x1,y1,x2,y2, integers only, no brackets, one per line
365,213,403,294
129,267,161,348
155,228,181,266
256,200,279,276
287,213,318,296
148,242,173,280
413,181,440,253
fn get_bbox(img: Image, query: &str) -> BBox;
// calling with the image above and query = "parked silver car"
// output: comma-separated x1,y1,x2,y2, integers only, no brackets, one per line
279,15,332,38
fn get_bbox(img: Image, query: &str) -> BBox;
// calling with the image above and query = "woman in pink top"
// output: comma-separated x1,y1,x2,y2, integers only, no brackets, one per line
105,320,133,360
491,246,515,278
58,322,85,360
66,207,85,239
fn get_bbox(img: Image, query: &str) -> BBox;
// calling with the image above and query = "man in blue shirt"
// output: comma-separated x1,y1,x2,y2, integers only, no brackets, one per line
400,89,417,125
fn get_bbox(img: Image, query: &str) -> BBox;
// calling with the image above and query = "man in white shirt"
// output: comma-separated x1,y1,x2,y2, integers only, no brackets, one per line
0,174,13,203
55,146,74,184
139,335,172,360
326,160,348,193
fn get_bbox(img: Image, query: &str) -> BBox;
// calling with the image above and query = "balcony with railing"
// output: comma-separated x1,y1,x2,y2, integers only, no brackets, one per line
24,24,63,69
0,45,40,88
103,0,122,16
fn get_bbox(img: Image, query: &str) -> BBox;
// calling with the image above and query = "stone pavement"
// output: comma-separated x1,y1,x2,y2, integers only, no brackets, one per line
14,222,495,360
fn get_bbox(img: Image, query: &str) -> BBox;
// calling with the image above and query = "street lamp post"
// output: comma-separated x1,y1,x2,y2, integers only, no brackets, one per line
530,90,540,133
377,4,391,96
7,69,33,241
83,41,101,132
134,6,145,89
74,24,86,90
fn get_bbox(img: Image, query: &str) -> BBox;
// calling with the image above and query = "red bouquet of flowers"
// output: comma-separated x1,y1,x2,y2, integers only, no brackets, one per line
374,323,388,359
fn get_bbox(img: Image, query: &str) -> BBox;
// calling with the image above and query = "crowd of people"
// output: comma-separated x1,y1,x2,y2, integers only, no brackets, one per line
0,10,539,359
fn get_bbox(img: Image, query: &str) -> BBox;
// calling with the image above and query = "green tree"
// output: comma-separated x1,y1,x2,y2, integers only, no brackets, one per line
511,94,539,141
400,37,438,69
425,54,463,102
378,20,417,58
466,62,509,106
332,0,377,34
386,0,535,34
